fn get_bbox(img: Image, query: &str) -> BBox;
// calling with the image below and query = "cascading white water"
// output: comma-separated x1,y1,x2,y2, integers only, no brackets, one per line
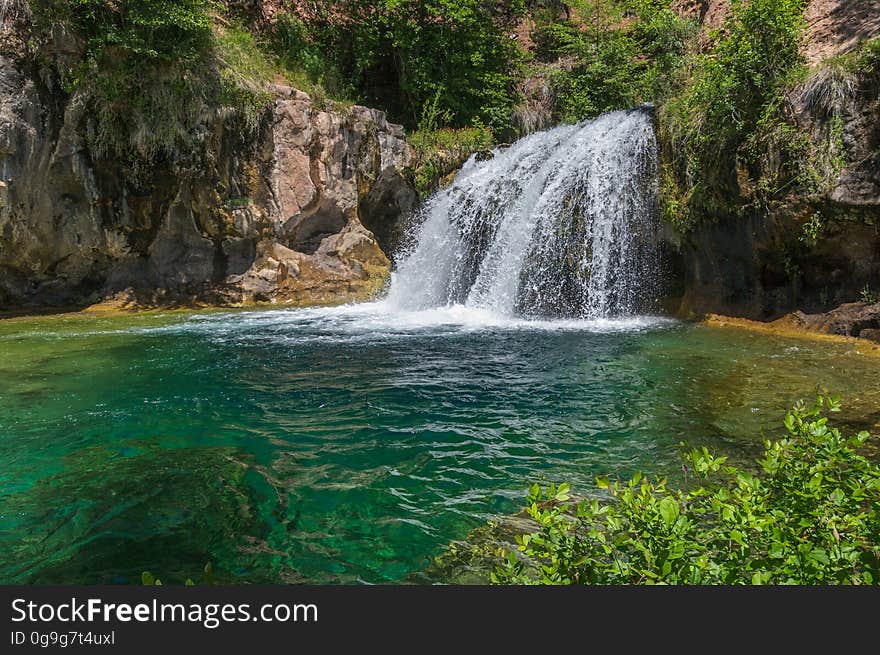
387,107,660,319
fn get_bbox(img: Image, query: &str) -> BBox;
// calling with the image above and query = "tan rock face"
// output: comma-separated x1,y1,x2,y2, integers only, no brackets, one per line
267,88,318,227
803,0,880,66
0,9,415,310
683,0,880,63
232,224,391,305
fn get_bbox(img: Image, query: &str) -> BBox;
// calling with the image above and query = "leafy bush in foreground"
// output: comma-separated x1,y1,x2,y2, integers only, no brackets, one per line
494,397,880,585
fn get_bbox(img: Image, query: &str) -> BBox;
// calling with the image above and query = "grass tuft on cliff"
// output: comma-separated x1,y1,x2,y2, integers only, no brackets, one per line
24,1,259,175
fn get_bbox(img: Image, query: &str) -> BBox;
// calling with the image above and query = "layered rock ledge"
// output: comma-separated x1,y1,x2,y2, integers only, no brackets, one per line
705,300,880,353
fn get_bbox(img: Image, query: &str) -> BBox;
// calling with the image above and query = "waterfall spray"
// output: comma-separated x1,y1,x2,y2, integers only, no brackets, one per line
388,107,660,319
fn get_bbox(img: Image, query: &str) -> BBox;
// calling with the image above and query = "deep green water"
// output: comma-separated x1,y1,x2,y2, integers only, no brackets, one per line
0,303,878,584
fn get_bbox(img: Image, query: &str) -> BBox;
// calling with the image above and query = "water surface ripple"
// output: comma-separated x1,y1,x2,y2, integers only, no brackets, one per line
0,303,877,583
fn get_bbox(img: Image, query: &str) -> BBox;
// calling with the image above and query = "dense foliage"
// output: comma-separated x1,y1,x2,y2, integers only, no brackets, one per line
266,12,357,106
494,397,880,585
289,0,527,133
661,0,809,227
531,0,697,123
35,0,212,63
276,1,691,132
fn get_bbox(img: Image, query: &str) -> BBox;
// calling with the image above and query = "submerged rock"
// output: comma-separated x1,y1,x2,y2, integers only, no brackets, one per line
414,514,539,585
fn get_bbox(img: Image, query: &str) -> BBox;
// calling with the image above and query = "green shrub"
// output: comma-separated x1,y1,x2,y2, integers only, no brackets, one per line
544,24,645,123
534,0,697,123
494,396,880,585
408,125,495,196
294,1,526,133
798,212,824,245
267,12,355,107
661,0,808,227
32,0,213,63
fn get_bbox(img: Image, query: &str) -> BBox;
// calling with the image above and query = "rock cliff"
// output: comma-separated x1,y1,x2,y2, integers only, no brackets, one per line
664,0,880,320
0,4,416,310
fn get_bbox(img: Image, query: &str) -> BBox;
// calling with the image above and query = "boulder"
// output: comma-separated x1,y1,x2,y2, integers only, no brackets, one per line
229,223,390,305
791,301,880,338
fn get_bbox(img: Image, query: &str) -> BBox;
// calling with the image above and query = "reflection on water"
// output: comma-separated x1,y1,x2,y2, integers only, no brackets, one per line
0,303,877,583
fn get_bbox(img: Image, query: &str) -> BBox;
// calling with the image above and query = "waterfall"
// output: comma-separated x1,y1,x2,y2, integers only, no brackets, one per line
387,107,661,319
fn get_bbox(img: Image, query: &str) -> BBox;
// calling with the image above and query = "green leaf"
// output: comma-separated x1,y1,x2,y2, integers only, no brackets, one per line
658,497,680,528
809,549,830,566
668,542,685,560
730,530,746,547
555,483,571,501
141,571,155,586
596,476,610,490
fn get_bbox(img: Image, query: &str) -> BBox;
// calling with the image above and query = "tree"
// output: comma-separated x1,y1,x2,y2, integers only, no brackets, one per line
294,0,527,132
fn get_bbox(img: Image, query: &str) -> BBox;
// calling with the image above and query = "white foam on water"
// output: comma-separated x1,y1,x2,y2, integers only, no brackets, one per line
139,301,676,342
3,300,677,344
